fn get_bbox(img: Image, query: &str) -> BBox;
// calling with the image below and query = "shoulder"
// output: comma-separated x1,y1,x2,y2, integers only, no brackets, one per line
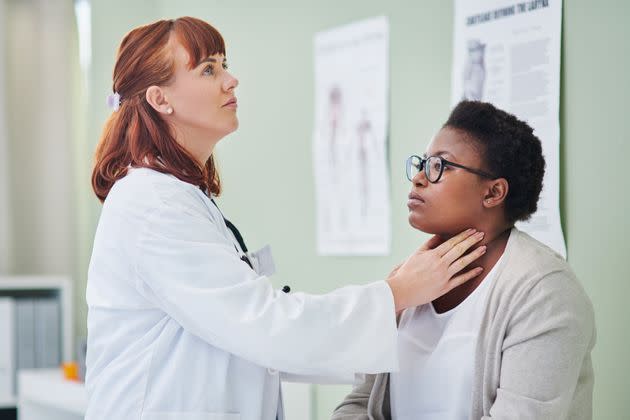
509,229,568,274
105,167,207,215
500,228,575,289
499,229,594,328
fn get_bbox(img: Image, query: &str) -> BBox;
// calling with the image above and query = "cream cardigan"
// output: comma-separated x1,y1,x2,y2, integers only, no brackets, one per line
332,228,596,420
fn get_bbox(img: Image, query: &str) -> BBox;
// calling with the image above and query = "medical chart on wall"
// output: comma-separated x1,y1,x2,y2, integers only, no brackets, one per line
313,16,390,256
452,0,566,257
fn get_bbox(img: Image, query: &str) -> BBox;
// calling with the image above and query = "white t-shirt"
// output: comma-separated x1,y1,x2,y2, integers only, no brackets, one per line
390,254,504,420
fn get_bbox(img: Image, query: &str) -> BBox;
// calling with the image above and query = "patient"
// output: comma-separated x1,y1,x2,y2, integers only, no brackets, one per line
332,101,595,420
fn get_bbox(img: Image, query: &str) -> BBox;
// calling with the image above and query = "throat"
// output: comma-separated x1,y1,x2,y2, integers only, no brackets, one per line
432,228,510,314
432,275,486,314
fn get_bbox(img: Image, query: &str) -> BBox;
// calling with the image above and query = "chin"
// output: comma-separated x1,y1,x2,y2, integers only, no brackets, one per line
408,211,460,236
408,212,435,234
228,118,239,133
220,119,239,138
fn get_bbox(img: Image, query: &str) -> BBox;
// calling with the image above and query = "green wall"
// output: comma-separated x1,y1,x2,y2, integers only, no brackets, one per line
82,1,630,418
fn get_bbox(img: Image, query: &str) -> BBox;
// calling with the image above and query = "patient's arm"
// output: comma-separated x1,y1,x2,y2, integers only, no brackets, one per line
484,271,595,419
330,373,375,419
331,373,387,420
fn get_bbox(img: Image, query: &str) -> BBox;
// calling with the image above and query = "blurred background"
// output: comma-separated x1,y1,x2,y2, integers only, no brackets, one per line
0,0,628,419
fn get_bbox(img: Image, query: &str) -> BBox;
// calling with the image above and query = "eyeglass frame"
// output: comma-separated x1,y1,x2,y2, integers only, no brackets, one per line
406,154,497,183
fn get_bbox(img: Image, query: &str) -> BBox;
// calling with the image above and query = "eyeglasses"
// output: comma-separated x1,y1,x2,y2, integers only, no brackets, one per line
406,155,497,183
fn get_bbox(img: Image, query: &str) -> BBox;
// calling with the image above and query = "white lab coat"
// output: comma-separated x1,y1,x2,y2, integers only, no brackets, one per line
85,167,399,420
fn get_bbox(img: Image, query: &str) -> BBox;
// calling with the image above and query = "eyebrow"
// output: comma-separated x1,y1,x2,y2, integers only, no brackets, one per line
198,56,227,65
424,150,455,159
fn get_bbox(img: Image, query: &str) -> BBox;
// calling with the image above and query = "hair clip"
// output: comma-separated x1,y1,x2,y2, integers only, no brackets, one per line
106,92,121,112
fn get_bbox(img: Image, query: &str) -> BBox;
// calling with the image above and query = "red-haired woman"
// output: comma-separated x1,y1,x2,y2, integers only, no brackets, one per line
86,17,486,420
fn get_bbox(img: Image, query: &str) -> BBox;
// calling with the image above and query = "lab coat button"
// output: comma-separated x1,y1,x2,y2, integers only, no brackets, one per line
267,368,279,375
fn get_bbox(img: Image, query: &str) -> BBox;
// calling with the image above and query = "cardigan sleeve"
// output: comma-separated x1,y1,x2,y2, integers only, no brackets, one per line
484,270,596,420
331,374,376,420
331,373,391,420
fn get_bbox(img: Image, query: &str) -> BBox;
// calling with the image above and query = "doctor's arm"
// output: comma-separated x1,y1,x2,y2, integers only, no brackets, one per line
134,196,484,376
280,265,405,384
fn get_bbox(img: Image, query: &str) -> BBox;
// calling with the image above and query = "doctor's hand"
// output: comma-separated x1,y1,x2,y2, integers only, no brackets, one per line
386,228,486,312
387,262,406,322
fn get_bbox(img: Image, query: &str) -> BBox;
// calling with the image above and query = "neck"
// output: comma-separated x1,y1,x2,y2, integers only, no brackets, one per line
173,124,221,166
432,224,512,313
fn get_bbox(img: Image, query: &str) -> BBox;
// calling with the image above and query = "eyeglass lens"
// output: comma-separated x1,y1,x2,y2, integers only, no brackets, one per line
406,156,443,182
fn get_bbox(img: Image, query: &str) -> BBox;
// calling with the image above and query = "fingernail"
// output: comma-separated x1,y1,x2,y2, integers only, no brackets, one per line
476,231,485,238
479,245,487,253
467,228,476,234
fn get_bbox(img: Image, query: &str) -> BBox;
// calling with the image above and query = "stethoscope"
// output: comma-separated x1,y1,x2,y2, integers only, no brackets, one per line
210,198,290,294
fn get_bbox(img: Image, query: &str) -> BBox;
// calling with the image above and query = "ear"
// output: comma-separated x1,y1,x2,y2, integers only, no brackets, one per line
145,86,173,115
483,178,509,208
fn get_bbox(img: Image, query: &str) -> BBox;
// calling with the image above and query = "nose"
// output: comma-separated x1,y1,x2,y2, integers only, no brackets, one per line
223,72,239,92
412,169,428,187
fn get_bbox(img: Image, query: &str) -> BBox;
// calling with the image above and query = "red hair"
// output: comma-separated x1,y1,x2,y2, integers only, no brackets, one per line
92,17,226,202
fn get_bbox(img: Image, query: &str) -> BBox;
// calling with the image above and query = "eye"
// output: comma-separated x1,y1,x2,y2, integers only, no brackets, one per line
202,65,214,76
222,62,229,70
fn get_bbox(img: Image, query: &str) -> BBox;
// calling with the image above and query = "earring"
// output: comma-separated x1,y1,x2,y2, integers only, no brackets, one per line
166,107,173,115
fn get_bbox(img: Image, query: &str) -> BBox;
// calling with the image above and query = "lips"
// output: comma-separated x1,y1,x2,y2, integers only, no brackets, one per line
408,192,425,203
223,97,237,107
407,191,425,208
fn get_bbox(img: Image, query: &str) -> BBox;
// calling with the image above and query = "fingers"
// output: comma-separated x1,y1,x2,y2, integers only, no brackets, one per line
445,267,484,292
441,231,485,265
433,228,477,256
419,235,443,251
447,245,487,276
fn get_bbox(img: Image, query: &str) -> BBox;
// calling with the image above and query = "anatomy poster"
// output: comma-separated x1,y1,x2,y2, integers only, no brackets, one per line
313,16,391,256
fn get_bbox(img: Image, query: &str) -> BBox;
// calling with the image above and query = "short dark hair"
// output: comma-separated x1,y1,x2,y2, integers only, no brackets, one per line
443,100,546,224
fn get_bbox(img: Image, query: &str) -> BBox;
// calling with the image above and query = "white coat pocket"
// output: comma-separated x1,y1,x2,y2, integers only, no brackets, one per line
141,412,240,420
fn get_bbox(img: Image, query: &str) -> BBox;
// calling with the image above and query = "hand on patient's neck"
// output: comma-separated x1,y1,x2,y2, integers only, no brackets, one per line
431,224,511,314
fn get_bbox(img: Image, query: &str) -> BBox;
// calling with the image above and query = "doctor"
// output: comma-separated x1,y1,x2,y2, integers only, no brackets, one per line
86,17,486,420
